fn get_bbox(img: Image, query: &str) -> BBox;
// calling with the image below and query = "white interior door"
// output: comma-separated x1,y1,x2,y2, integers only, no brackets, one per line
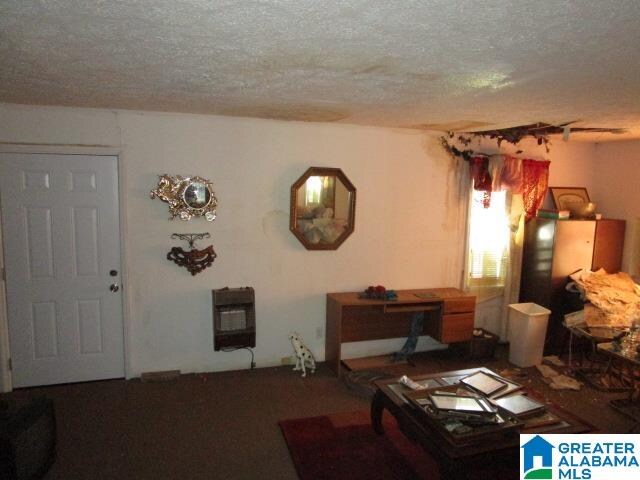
0,153,124,387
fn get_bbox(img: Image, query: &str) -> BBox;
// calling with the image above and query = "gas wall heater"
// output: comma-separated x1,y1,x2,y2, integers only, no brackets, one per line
212,287,255,350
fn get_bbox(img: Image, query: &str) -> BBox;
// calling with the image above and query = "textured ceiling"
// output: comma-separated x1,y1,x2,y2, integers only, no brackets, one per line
2,1,640,139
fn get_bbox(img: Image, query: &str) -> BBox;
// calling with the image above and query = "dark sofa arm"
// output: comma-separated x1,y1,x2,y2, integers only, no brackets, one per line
0,398,56,480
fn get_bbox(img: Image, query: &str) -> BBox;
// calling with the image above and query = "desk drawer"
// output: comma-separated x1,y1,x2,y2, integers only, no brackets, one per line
441,312,474,343
443,297,475,314
341,305,439,342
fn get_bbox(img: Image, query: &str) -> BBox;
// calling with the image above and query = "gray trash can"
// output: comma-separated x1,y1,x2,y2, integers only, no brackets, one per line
508,303,551,367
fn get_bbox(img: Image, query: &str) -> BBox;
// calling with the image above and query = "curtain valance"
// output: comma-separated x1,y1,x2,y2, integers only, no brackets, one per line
470,154,550,220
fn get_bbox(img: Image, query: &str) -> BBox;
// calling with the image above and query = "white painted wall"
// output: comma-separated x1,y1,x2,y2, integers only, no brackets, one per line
0,103,605,379
592,140,640,275
545,139,598,199
1,103,469,377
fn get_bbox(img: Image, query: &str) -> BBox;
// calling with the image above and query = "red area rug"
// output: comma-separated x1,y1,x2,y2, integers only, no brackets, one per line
279,410,437,480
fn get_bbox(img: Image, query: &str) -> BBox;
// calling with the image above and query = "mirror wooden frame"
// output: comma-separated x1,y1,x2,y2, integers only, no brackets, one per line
289,167,356,250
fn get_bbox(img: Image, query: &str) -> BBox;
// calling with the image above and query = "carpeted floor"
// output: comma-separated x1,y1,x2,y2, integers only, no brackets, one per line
1,345,635,479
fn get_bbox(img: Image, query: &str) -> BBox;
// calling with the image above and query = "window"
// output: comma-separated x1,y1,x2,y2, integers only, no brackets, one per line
305,175,322,205
467,189,510,289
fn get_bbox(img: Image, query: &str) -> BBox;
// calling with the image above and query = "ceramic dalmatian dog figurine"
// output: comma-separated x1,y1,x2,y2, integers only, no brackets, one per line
289,332,316,377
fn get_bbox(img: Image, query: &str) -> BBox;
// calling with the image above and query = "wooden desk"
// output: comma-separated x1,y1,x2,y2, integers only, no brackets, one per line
326,288,475,375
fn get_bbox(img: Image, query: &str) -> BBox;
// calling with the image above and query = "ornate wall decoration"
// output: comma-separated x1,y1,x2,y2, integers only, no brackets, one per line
150,174,218,221
167,245,217,275
166,233,217,275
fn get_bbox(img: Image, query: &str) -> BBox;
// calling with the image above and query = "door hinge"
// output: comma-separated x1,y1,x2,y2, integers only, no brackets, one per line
1,267,4,282
7,358,11,371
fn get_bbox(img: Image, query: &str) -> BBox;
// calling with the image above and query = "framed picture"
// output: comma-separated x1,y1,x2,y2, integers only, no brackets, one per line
549,187,590,210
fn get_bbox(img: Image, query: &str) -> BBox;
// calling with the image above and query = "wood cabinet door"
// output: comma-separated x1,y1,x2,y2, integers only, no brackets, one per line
593,219,626,273
552,221,596,286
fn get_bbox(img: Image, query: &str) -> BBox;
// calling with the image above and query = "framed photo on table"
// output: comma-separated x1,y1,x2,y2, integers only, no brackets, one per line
549,187,590,210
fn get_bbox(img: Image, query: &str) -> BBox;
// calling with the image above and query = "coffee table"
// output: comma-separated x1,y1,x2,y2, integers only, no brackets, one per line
597,342,640,432
371,367,593,480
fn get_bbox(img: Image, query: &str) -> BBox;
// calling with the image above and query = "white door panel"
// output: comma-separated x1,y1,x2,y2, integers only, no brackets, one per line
0,153,124,387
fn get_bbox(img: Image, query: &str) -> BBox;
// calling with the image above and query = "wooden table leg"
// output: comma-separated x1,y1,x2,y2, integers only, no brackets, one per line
371,389,386,434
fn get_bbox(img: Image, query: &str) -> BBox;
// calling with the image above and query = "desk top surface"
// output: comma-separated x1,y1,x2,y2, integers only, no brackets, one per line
327,288,471,306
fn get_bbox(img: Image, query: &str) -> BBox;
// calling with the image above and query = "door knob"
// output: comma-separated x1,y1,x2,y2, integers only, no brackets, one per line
110,283,120,293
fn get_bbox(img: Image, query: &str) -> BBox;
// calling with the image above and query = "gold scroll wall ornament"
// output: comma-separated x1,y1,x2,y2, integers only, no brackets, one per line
150,174,218,221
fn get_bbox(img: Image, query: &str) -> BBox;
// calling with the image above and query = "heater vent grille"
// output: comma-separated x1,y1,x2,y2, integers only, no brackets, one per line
219,309,247,331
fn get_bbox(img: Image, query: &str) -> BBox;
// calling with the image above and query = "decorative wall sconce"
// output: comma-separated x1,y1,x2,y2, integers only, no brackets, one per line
167,233,217,275
150,174,218,221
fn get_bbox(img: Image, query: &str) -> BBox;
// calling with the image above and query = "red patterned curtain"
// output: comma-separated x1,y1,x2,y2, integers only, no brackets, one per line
470,156,492,207
522,159,551,221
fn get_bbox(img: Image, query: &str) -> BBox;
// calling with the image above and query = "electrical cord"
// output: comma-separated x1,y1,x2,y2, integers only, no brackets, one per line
220,346,255,369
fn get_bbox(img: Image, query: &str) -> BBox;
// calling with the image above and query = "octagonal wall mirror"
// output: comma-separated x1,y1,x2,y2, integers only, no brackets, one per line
290,167,356,250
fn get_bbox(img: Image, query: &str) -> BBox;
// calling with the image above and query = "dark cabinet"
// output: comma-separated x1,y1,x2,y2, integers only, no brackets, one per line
519,218,625,353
